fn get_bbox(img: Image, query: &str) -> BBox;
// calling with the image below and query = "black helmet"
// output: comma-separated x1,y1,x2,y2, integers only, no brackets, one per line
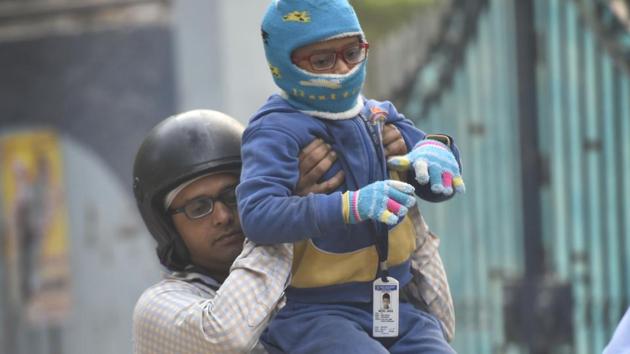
133,110,244,270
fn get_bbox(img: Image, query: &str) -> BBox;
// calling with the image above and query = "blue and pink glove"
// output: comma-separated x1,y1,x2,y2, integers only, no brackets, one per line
387,139,465,196
342,180,417,226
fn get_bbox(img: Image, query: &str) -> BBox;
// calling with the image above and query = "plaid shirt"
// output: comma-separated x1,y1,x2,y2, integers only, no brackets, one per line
132,209,455,353
402,206,456,342
132,242,292,354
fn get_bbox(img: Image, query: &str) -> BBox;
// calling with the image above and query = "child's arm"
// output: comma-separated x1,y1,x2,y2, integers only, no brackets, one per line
237,126,416,245
237,127,341,245
377,101,465,202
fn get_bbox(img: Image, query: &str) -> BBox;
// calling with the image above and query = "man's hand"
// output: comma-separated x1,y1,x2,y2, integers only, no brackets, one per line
382,124,408,158
296,138,345,196
295,125,409,196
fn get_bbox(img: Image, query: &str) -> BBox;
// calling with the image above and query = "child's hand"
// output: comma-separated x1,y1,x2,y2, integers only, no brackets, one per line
387,139,465,196
296,138,345,196
342,180,416,225
382,124,408,158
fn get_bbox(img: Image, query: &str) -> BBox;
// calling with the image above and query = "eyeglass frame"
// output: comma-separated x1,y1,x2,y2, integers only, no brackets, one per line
291,42,370,72
168,185,238,220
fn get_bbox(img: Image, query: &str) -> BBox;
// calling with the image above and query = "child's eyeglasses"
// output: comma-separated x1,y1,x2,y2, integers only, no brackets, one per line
168,187,237,220
292,42,369,72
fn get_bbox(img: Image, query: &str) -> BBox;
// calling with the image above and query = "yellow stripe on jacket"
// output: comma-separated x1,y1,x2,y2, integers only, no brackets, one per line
290,212,416,288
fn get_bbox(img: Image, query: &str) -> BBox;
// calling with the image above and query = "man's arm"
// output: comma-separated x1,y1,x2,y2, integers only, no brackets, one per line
133,242,292,354
133,138,342,354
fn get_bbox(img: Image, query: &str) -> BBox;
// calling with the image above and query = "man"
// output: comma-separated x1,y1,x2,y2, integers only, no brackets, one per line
131,109,454,353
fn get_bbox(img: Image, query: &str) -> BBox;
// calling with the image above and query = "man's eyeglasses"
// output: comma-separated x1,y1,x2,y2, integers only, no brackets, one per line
292,42,369,72
168,187,237,220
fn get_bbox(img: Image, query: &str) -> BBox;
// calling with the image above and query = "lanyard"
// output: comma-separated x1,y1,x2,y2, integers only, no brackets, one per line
358,108,391,281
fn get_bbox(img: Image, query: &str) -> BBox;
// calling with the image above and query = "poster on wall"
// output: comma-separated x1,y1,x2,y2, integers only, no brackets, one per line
0,130,71,326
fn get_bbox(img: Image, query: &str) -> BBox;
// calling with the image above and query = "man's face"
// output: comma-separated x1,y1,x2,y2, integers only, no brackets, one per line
170,173,244,279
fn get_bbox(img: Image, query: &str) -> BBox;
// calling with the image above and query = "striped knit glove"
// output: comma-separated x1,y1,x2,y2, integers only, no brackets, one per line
387,139,465,196
342,180,417,226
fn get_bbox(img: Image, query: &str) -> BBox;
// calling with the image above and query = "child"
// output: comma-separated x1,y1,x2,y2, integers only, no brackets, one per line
237,1,464,353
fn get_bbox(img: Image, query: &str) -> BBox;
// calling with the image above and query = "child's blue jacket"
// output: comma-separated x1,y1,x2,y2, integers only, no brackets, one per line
237,94,459,303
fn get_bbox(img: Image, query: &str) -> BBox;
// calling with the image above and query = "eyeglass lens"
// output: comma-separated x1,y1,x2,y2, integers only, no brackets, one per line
184,188,237,219
310,44,366,71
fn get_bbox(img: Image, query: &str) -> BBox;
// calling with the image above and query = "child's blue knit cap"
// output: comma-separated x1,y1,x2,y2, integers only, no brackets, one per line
261,0,367,119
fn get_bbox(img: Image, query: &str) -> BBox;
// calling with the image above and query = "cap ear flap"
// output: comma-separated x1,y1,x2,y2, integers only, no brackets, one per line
171,235,191,270
151,199,192,270
156,219,192,271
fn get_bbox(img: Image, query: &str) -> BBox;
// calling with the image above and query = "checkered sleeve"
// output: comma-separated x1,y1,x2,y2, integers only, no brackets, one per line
133,242,293,354
401,207,456,342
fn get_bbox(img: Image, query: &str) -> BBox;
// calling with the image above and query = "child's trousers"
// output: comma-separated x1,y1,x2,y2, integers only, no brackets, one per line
260,300,456,354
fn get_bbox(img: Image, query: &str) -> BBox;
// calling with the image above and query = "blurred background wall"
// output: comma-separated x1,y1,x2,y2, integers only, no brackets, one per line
395,0,630,353
0,0,628,353
0,1,273,353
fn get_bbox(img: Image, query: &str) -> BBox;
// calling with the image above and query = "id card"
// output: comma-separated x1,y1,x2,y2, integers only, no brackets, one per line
372,276,399,337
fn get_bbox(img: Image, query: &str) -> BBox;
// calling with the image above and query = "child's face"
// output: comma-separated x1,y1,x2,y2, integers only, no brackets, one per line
291,35,366,75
